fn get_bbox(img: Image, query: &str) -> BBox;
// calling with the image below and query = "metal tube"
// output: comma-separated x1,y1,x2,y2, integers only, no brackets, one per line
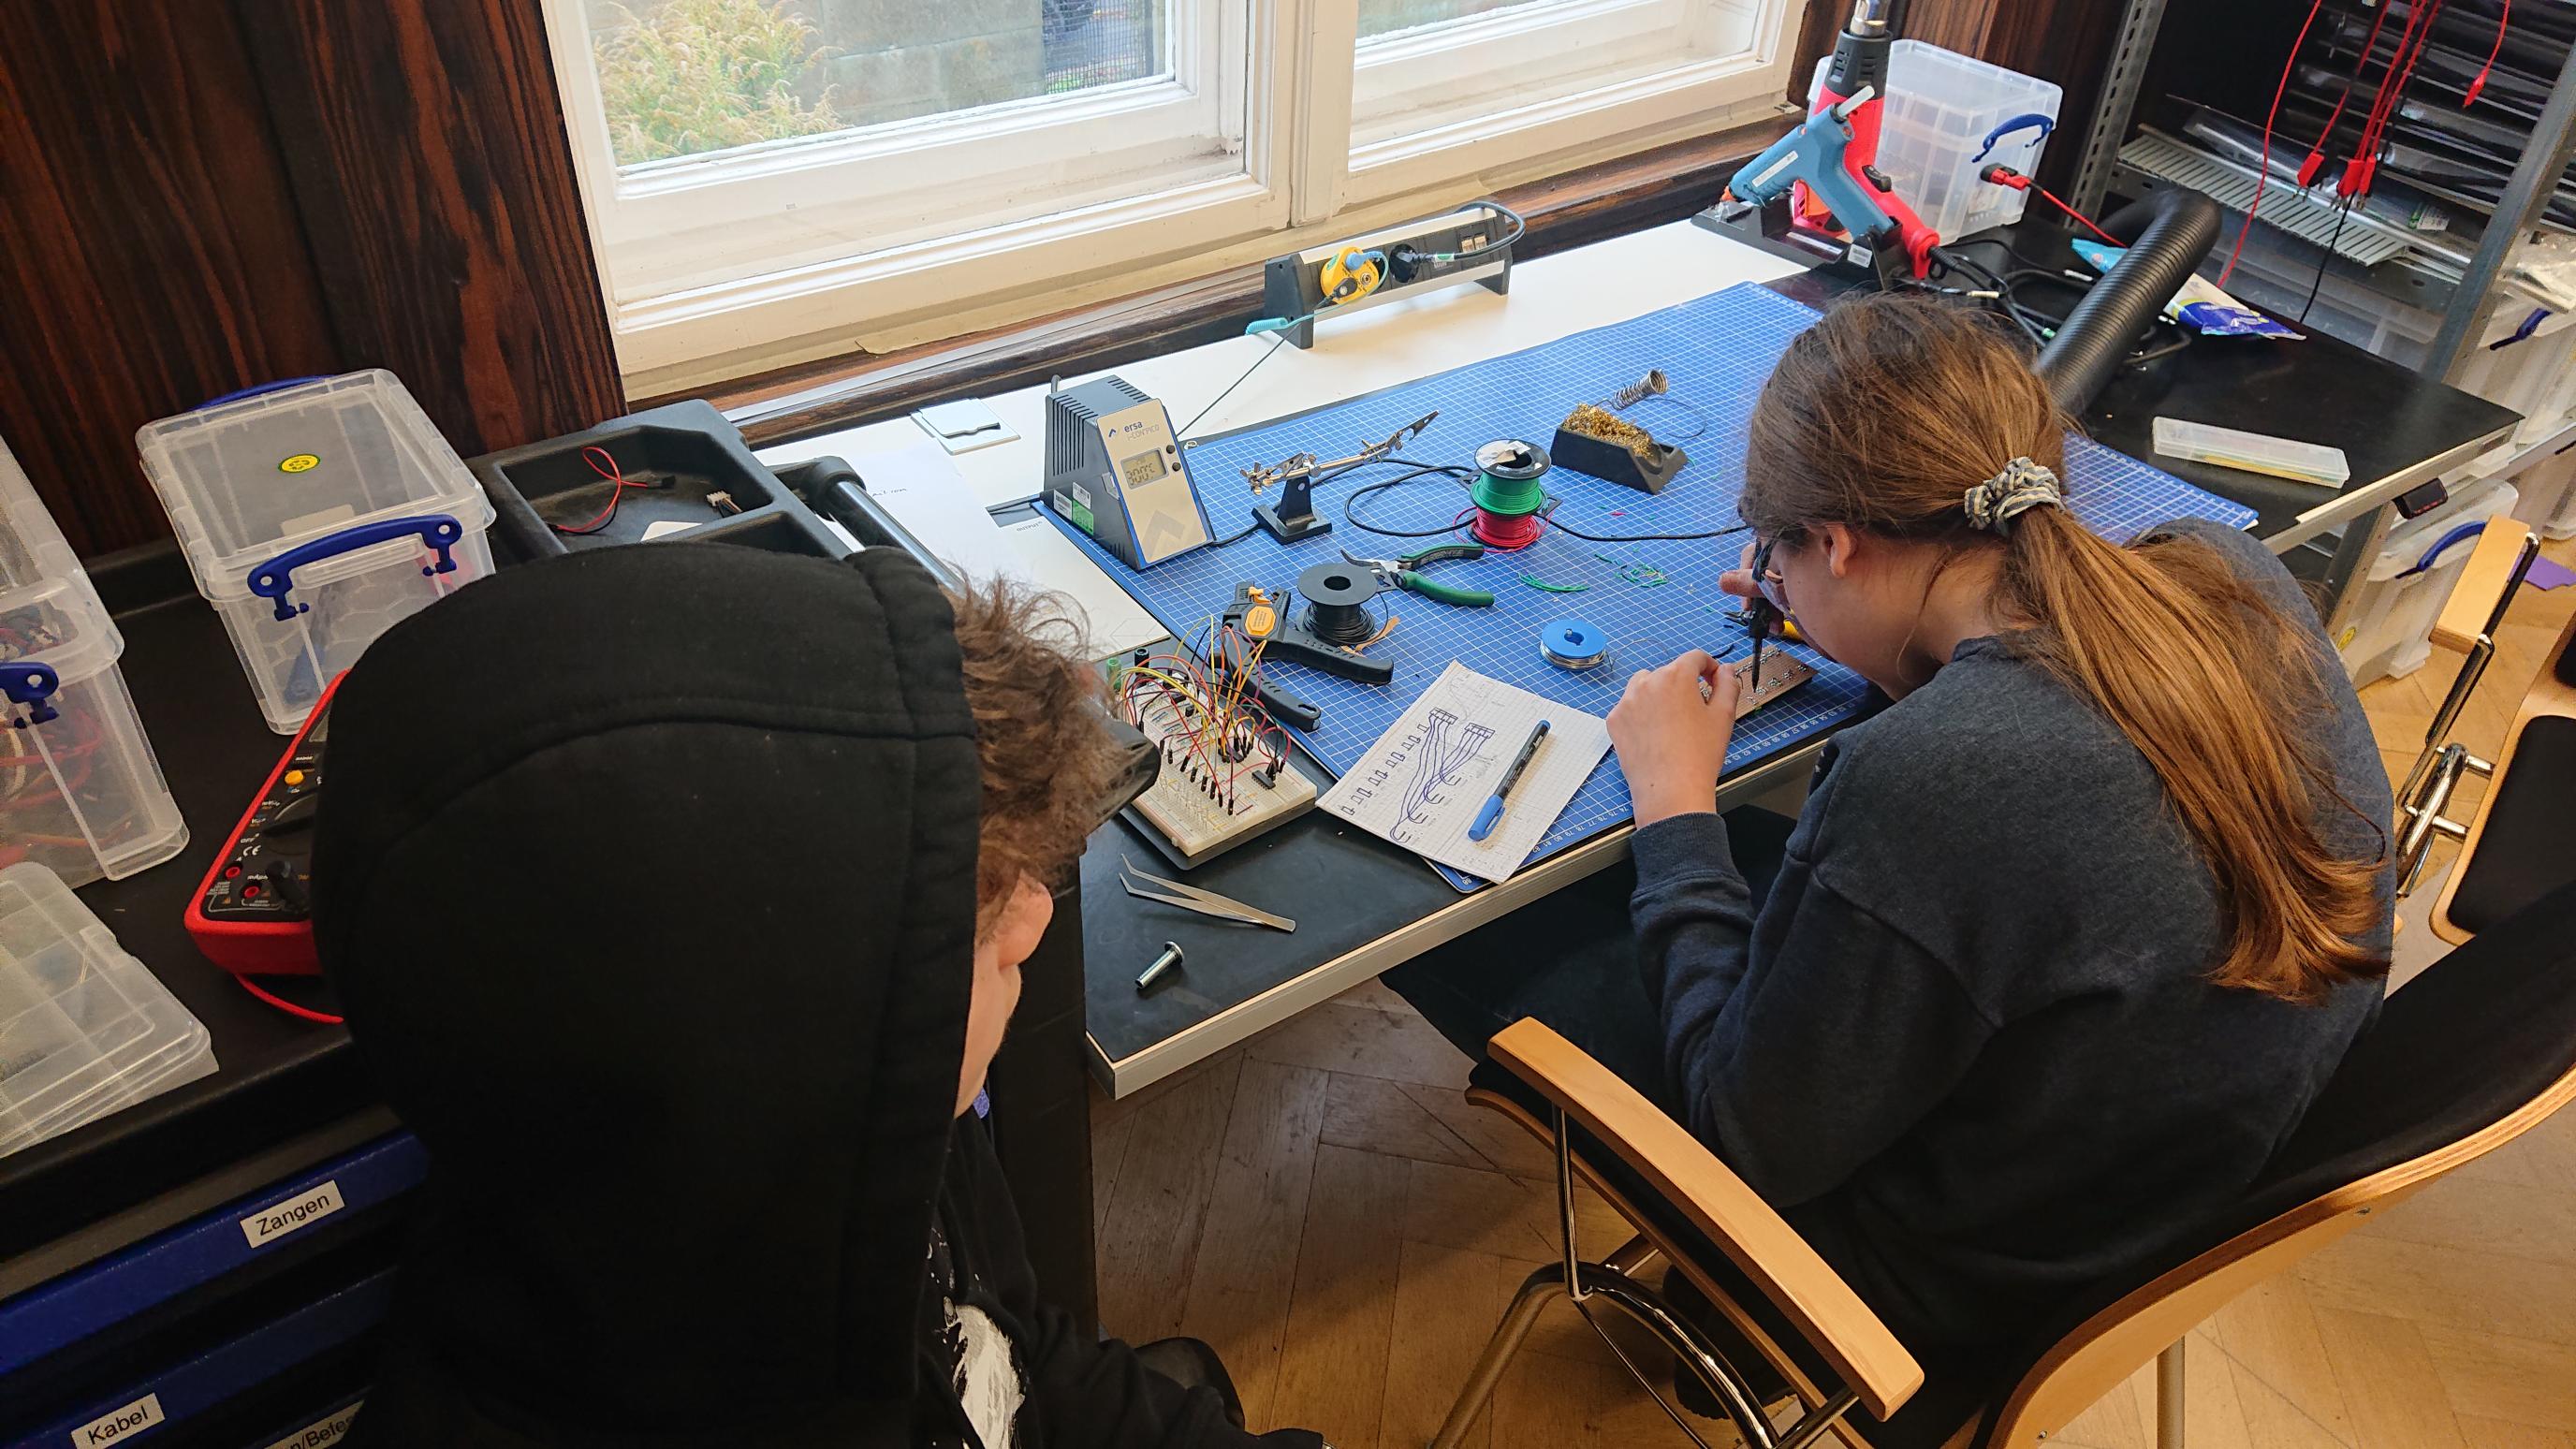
1555,1106,1588,1303
2424,41,2576,380
1574,1266,1781,1448
2157,1339,2187,1449
1429,1264,1568,1449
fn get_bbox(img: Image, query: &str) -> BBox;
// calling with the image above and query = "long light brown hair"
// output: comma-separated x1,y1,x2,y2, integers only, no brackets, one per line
1743,294,2386,1001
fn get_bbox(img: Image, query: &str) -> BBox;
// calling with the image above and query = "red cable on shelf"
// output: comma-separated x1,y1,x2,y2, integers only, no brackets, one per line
2038,185,2120,243
2466,0,2510,106
2217,0,2331,289
2300,0,2399,184
237,973,344,1026
2349,0,2446,199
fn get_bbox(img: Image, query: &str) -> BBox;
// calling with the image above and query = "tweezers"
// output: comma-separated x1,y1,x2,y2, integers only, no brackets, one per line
1120,856,1296,932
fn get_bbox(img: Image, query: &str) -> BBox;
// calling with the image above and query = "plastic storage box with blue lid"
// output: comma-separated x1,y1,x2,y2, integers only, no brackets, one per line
0,437,188,886
133,372,497,733
0,860,214,1157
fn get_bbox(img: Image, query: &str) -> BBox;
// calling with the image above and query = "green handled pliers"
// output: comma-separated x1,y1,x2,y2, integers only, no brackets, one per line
1342,545,1494,607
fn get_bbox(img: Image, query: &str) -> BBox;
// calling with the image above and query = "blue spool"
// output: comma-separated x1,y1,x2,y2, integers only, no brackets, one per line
1539,618,1609,670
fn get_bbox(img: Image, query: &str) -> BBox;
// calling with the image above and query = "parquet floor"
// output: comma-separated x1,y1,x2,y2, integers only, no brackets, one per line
1088,536,2576,1448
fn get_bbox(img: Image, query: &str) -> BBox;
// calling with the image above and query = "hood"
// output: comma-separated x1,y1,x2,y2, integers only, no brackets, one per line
315,543,981,1438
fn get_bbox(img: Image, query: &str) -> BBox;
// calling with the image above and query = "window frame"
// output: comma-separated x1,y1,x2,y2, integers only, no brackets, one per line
544,0,1801,382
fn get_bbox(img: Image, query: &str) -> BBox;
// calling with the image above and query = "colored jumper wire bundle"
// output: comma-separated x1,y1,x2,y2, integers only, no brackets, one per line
1113,619,1294,817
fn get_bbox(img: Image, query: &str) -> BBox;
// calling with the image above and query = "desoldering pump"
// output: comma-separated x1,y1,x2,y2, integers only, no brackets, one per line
1723,0,1938,282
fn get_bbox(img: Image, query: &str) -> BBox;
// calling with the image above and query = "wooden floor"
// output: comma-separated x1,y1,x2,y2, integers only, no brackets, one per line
1088,535,2576,1449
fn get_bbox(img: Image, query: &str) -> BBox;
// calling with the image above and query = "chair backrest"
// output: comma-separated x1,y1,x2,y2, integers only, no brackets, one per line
1980,875,2576,1449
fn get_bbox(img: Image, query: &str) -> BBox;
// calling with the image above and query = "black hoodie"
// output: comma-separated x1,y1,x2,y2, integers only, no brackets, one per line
315,544,1320,1449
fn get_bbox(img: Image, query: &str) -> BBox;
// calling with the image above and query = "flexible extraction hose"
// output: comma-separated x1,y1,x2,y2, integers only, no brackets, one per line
2031,186,2222,414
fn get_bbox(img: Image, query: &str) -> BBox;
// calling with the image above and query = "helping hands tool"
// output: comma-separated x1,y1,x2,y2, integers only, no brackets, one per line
1469,720,1551,842
1240,411,1440,543
1339,545,1495,607
1120,856,1296,932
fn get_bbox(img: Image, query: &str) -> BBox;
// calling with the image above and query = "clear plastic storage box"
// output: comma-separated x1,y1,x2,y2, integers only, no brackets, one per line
2213,220,2576,446
134,373,495,732
2336,478,2522,686
0,860,214,1157
1811,40,2062,244
0,439,187,886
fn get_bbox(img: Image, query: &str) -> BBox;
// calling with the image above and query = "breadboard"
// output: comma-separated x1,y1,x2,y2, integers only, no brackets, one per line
1125,710,1320,870
1730,647,1816,717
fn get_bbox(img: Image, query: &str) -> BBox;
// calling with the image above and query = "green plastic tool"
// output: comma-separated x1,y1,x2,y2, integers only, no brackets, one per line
1341,545,1495,607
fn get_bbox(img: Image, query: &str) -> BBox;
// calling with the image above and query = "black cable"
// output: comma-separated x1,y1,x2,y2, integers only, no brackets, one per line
2300,200,2354,324
1207,518,1261,549
1334,458,1751,544
1540,513,1754,545
1178,334,1288,440
1341,463,1479,537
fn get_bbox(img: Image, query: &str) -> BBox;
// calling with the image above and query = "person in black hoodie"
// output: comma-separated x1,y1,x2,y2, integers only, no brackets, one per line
314,542,1325,1449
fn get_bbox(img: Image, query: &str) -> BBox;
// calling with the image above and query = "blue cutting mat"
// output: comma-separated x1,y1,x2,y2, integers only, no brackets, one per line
1050,283,2257,889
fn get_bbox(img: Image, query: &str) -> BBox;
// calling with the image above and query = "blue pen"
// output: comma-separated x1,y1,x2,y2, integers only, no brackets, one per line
1470,720,1551,842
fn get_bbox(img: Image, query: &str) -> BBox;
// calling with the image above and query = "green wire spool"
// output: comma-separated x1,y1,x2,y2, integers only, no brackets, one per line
1470,439,1551,548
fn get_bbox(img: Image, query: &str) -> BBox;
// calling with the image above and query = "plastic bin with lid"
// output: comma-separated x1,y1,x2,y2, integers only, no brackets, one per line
133,373,496,732
2210,224,2576,444
0,860,214,1157
2335,478,2522,687
0,438,186,886
1808,41,2060,245
2504,428,2576,541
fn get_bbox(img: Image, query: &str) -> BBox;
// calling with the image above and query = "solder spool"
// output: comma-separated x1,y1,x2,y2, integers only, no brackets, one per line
1295,560,1383,647
1539,618,1609,670
1470,439,1550,550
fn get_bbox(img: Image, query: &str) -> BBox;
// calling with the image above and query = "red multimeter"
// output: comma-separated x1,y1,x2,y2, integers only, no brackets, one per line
186,673,344,975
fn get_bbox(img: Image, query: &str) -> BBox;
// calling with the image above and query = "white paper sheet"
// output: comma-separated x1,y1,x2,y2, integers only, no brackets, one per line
851,441,1036,587
1318,663,1611,883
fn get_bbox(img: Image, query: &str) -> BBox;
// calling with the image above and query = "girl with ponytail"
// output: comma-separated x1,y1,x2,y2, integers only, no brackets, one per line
1387,293,2393,1412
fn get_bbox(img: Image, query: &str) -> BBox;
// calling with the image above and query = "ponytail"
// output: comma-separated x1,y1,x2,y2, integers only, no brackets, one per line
2001,508,2385,998
1745,293,2387,1002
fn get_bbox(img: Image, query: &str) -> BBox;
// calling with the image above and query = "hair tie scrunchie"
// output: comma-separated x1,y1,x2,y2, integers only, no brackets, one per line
1963,458,2064,534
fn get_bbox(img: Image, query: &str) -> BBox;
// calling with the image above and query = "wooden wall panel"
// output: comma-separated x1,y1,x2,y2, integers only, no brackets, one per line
0,4,342,555
243,0,623,464
0,1,622,561
1782,0,2126,198
1984,0,2130,195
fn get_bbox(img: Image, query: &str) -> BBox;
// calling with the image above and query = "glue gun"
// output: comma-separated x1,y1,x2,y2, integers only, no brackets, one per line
1724,0,1938,281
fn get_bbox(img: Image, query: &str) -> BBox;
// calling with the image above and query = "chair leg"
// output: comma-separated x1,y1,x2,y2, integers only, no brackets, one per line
1428,1261,1571,1449
2157,1339,2187,1449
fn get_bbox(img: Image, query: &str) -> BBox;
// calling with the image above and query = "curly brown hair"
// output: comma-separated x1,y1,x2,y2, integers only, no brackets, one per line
948,580,1122,933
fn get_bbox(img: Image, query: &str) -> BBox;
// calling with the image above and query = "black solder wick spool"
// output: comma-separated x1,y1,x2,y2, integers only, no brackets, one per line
1295,560,1383,647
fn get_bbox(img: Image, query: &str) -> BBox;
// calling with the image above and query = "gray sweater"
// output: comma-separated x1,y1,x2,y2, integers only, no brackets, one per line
1632,518,2393,1352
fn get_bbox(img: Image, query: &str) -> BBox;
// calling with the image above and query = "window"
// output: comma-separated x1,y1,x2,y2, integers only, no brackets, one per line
1346,0,1790,201
544,0,1795,380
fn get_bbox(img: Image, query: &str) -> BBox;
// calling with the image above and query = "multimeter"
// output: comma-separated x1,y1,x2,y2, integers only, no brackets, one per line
186,673,343,975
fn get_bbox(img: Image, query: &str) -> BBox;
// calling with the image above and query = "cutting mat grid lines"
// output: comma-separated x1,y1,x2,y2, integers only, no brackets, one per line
1047,283,2258,888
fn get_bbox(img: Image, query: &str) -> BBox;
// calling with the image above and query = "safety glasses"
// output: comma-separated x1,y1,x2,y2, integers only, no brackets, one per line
1750,535,1793,620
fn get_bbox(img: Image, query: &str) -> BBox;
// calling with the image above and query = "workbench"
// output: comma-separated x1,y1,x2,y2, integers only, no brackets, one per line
0,216,2524,1420
770,217,2520,1097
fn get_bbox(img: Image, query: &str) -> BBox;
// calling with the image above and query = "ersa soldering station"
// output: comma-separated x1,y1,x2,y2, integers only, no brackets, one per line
1040,198,1822,890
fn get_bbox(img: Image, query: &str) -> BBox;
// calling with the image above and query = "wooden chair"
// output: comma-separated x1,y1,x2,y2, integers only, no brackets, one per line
1431,876,2576,1449
2389,518,2576,941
